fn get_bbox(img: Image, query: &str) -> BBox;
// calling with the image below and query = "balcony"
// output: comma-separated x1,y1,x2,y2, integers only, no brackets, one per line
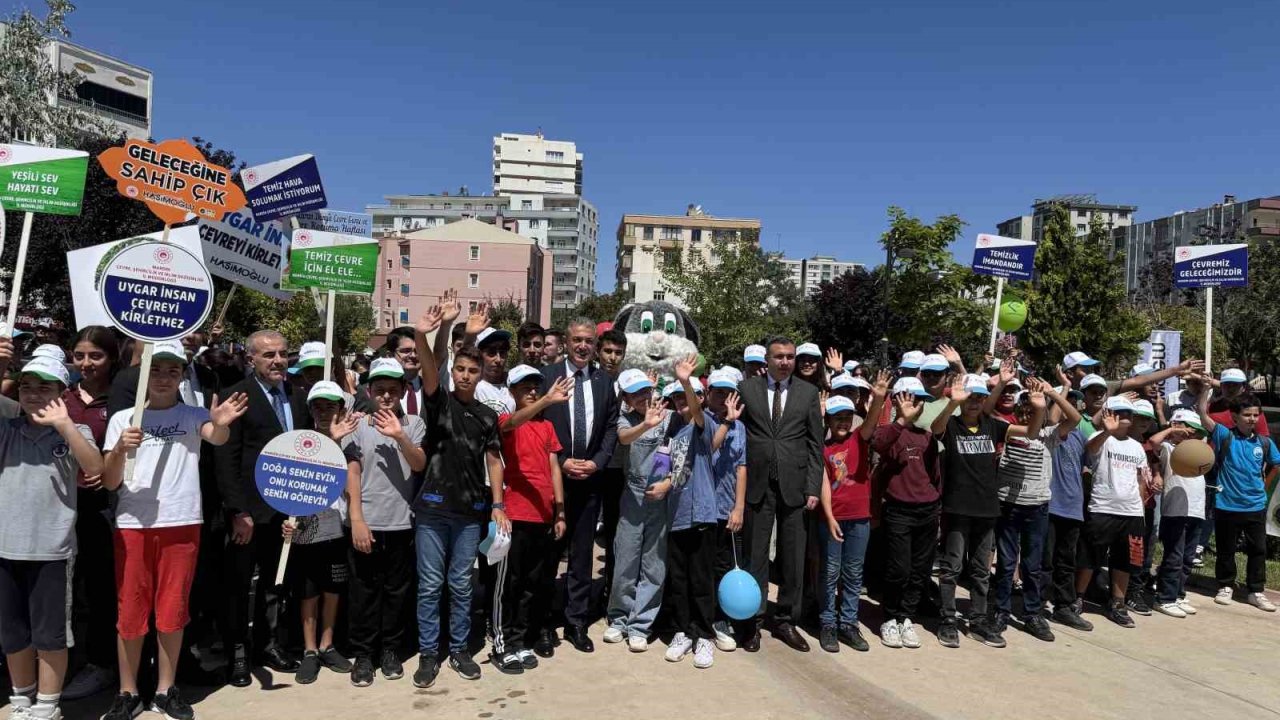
1245,225,1280,237
58,93,148,127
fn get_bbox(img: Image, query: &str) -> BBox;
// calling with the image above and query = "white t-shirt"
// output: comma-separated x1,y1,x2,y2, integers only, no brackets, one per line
1159,442,1206,519
1087,433,1146,517
104,404,209,529
476,379,516,416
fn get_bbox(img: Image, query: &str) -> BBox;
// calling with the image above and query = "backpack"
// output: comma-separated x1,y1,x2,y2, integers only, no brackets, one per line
1208,430,1276,490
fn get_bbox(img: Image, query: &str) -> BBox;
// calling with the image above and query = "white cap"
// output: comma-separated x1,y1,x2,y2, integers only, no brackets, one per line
920,353,950,372
1132,399,1156,419
1170,408,1205,431
476,327,512,347
1130,362,1154,377
1105,395,1136,413
825,396,857,415
368,357,406,381
618,368,654,394
850,377,873,391
31,344,65,363
796,342,821,358
718,366,744,383
1080,373,1108,390
663,378,703,398
892,376,933,399
1221,368,1247,384
962,373,990,396
20,356,69,386
843,360,860,373
1063,351,1100,370
899,351,926,369
743,345,766,364
297,341,327,369
506,364,542,387
831,374,857,390
708,371,738,390
307,380,346,404
151,340,187,364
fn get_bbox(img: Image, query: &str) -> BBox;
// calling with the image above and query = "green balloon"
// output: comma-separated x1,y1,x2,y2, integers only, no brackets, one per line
694,353,707,376
998,297,1027,332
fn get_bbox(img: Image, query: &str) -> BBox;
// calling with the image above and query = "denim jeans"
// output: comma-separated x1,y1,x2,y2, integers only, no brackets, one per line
1157,515,1199,604
818,518,870,628
416,514,482,655
607,480,669,638
993,502,1049,619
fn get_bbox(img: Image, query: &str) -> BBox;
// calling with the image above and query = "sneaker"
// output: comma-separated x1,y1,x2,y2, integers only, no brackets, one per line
899,619,921,649
318,646,352,673
627,635,648,653
1106,599,1135,628
28,704,61,720
413,655,439,688
62,663,117,701
351,657,375,687
448,651,481,680
489,650,524,675
969,619,1006,648
296,652,321,684
516,649,539,670
880,620,902,649
692,638,715,669
150,687,194,720
1051,606,1094,631
819,625,839,653
838,625,869,652
603,626,625,644
988,612,1010,635
1125,593,1152,616
712,621,737,652
937,620,960,648
7,695,32,720
664,633,693,662
1215,586,1234,605
379,650,403,680
1177,598,1198,615
100,693,141,720
1191,546,1205,567
1156,602,1187,618
1248,592,1278,612
1023,615,1056,642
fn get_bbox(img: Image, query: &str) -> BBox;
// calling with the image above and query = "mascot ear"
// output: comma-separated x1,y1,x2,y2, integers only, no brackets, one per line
614,303,638,332
677,308,700,347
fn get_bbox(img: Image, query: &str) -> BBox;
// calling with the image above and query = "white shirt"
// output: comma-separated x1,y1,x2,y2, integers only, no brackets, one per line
476,379,515,416
400,375,424,415
1160,442,1206,519
180,364,204,407
565,359,595,449
104,404,210,529
1087,433,1147,517
767,375,791,421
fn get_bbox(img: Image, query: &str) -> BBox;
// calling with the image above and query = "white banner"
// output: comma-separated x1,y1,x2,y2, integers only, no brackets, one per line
1140,329,1182,403
68,226,204,329
197,211,291,299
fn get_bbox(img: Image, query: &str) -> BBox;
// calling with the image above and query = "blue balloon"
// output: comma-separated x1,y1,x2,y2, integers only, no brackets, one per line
717,568,761,621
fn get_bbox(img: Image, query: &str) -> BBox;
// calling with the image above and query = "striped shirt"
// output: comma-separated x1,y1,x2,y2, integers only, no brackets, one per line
997,424,1061,506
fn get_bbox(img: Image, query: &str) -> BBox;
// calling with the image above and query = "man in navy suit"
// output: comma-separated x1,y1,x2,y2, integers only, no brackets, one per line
540,318,620,654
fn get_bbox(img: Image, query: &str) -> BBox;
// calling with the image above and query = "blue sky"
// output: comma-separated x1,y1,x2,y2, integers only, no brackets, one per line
64,0,1280,287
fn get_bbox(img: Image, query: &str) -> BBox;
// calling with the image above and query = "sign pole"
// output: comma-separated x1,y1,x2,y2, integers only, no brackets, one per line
4,212,35,336
323,290,336,383
988,276,1005,354
123,341,154,482
214,284,238,327
1205,286,1214,376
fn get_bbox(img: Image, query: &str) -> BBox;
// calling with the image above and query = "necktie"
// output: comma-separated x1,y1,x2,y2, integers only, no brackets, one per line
406,382,418,415
573,368,588,458
771,380,783,431
269,386,288,430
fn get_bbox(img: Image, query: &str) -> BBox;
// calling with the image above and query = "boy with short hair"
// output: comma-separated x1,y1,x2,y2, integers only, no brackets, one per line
1151,409,1207,617
1,357,103,720
704,371,746,652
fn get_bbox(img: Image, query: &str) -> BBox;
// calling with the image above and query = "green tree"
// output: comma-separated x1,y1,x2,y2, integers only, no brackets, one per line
659,229,805,367
1219,235,1280,375
1136,303,1224,365
1019,206,1148,372
805,267,886,363
550,288,630,331
215,288,373,355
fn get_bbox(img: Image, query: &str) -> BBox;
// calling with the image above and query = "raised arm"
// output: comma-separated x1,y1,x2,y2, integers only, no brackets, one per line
674,354,704,429
1044,381,1081,438
859,369,892,441
1196,385,1218,435
1118,359,1204,393
415,303,445,397
1086,409,1119,456
938,344,967,377
503,377,571,432
431,288,461,370
1009,378,1048,439
713,392,742,451
932,376,967,436
34,398,104,478
201,392,249,446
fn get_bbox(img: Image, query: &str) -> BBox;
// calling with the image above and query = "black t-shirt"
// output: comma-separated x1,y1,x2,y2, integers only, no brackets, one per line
940,415,1010,518
414,387,501,520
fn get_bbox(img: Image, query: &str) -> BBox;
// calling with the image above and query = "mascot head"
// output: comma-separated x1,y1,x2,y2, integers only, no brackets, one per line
614,301,700,379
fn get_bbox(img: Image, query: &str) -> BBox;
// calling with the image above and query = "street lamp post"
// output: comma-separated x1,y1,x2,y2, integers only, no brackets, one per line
880,237,915,368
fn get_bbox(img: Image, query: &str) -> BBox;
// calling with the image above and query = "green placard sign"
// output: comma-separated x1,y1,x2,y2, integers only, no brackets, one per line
286,228,379,294
0,144,90,216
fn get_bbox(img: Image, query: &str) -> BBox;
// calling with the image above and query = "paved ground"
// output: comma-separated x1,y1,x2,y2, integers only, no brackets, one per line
49,585,1279,720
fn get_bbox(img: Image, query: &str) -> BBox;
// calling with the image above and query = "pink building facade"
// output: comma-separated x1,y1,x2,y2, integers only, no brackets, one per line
371,218,552,346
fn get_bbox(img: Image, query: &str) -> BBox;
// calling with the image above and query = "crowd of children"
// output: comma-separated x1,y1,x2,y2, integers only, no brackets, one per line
1,303,1278,720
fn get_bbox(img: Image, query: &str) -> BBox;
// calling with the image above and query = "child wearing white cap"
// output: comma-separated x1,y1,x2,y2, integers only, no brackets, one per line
703,371,747,651
742,345,767,378
0,358,103,720
1148,409,1207,618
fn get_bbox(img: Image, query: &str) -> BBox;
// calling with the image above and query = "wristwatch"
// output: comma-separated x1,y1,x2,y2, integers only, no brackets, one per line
491,502,506,511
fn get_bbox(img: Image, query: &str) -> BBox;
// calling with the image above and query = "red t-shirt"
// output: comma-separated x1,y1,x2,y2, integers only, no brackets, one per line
824,434,872,520
498,415,563,523
1209,409,1271,437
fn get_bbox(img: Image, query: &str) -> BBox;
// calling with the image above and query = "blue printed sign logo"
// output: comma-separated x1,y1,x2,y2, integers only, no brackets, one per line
255,430,347,517
240,154,327,223
1173,243,1248,289
98,241,214,342
971,233,1036,281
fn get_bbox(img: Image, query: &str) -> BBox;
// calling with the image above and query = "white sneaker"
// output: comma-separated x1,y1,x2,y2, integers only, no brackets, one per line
1215,587,1234,605
8,696,32,720
25,705,58,720
900,619,921,649
712,621,737,652
61,663,117,701
1248,592,1278,612
627,635,648,653
664,632,693,662
1155,602,1187,618
1177,598,1198,615
693,638,715,669
880,620,902,648
603,626,625,644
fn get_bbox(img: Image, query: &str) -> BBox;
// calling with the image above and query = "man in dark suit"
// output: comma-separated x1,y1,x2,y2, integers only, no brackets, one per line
214,329,311,685
539,318,620,654
738,336,823,652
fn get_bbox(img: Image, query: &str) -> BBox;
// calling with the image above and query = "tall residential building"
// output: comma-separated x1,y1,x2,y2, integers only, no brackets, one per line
779,255,866,296
366,190,598,309
491,132,598,309
997,194,1136,243
0,27,152,140
1119,195,1280,298
370,218,552,345
615,205,761,306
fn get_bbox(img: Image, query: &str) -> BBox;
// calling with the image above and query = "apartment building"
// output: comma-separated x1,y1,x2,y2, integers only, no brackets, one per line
780,255,865,295
615,205,761,305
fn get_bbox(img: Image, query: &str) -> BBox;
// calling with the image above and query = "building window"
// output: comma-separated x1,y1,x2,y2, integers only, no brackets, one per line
386,279,391,290
469,301,478,312
546,150,564,162
385,299,391,308
469,245,480,261
522,200,533,210
468,273,479,288
384,318,391,328
386,258,392,269
691,229,702,242
530,219,540,229
661,226,681,240
643,226,654,240
443,203,451,210
653,291,665,301
485,204,494,210
401,283,410,296
401,254,410,268
464,203,472,210
399,308,409,324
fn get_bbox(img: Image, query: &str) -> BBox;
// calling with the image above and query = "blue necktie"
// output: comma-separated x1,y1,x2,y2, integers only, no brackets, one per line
573,368,588,458
270,386,288,431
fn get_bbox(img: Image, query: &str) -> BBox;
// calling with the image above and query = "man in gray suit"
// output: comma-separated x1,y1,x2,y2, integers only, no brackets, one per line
738,337,824,652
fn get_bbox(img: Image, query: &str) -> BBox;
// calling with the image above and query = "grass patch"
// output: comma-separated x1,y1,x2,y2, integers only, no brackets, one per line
1150,543,1280,591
